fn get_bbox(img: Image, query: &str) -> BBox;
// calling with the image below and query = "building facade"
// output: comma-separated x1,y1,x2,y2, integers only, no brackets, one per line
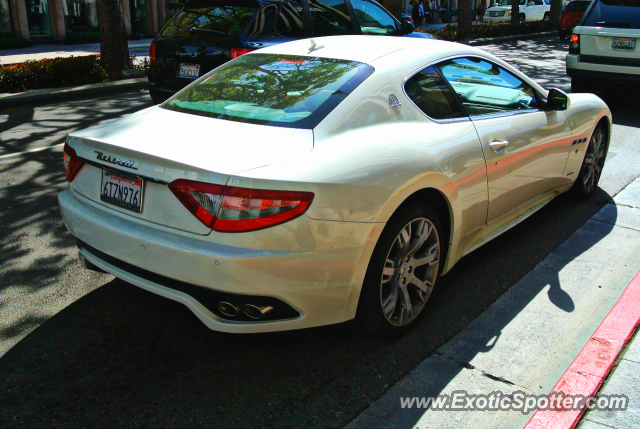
0,0,169,44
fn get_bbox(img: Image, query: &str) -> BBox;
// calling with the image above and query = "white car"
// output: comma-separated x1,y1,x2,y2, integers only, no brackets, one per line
566,0,640,93
484,0,550,24
59,35,611,334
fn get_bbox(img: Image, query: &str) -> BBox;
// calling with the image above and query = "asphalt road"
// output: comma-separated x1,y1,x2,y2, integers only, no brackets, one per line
1,38,639,428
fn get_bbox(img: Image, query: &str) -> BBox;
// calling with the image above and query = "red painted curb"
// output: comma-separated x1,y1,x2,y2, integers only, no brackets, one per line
524,269,640,429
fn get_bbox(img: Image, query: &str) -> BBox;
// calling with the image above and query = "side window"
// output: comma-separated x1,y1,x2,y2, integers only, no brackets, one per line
534,0,543,5
404,66,465,120
436,57,539,117
276,0,305,38
350,0,399,35
308,0,355,36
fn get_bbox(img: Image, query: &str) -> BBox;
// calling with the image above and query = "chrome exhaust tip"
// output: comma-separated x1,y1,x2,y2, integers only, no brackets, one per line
218,302,239,317
243,304,274,320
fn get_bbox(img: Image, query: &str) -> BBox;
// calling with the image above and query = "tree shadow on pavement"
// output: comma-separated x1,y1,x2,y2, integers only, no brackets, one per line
0,92,153,355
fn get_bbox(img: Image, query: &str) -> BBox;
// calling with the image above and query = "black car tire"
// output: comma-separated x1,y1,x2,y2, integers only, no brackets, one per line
559,31,567,39
358,202,443,335
520,14,526,23
150,91,168,105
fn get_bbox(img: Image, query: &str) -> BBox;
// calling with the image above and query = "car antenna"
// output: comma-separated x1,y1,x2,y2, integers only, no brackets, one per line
308,39,325,53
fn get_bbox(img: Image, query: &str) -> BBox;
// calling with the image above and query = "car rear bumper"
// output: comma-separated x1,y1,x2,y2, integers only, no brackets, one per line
566,53,640,86
59,188,383,333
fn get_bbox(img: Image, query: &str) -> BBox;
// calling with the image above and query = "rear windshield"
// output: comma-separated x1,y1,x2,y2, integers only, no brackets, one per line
565,1,590,12
162,1,260,38
582,0,640,28
162,54,375,129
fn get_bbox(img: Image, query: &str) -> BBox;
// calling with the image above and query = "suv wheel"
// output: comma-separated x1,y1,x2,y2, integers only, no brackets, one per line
543,13,550,20
520,14,526,23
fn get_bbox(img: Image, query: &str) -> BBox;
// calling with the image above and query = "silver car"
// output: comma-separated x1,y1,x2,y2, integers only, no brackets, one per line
59,35,611,334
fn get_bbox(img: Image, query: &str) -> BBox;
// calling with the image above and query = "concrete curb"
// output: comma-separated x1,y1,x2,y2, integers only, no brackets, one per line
524,269,640,429
0,77,148,109
465,30,558,46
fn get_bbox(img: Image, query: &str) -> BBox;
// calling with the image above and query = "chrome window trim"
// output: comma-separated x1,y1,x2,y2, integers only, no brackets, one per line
402,54,544,124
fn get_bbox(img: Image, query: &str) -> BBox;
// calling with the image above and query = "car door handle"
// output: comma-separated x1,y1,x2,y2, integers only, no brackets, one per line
489,139,509,153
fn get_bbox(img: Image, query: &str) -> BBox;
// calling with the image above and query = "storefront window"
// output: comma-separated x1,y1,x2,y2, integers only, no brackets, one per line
26,0,53,35
0,0,12,33
63,0,99,30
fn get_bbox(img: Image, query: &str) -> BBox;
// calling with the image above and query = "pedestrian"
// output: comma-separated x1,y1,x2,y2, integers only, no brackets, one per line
411,0,421,26
423,0,431,26
431,0,437,23
418,0,425,27
477,0,487,23
407,0,414,16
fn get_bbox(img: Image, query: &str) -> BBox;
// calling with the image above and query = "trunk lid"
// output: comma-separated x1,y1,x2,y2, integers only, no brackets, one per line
67,106,314,234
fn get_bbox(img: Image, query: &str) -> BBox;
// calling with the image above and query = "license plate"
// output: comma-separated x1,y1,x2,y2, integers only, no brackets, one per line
100,169,144,213
178,63,200,79
612,37,636,50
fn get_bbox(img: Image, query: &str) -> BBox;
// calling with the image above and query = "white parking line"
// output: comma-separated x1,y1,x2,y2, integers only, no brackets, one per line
0,142,64,159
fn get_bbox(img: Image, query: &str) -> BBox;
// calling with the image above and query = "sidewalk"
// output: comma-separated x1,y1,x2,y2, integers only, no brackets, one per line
0,38,153,65
346,176,640,429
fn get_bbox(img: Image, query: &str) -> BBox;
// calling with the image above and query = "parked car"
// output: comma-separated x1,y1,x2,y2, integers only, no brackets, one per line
148,0,434,104
559,0,590,39
61,35,611,334
566,0,640,93
484,0,550,24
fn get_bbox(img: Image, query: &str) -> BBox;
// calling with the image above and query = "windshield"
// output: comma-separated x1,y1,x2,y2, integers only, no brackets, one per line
162,3,258,38
582,0,640,28
163,54,375,129
496,0,526,6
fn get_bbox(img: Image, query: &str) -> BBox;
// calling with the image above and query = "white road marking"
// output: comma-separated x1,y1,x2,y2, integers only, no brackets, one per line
0,142,64,159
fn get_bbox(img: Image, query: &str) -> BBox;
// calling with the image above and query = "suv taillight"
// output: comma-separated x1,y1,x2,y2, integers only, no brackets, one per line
150,41,156,66
231,48,255,60
168,179,314,232
569,34,580,54
63,143,85,182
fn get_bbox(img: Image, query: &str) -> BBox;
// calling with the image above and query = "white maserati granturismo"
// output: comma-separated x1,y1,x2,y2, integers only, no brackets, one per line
59,35,611,334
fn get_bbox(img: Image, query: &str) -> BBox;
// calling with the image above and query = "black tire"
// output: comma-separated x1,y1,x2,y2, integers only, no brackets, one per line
558,31,567,39
543,13,550,21
520,14,526,23
358,202,444,334
572,122,608,199
570,77,588,94
150,91,168,105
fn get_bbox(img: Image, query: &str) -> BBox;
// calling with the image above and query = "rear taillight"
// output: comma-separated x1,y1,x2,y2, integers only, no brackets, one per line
150,41,156,66
231,47,255,60
168,179,314,232
63,143,85,182
569,34,580,54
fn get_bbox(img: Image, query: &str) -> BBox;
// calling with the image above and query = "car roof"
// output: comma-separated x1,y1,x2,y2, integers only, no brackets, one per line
249,35,482,66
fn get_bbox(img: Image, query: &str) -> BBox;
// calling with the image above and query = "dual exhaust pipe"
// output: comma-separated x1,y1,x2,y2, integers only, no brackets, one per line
218,301,274,320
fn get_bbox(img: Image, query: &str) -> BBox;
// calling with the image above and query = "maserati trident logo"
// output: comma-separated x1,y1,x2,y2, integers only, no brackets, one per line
389,94,402,108
95,151,138,170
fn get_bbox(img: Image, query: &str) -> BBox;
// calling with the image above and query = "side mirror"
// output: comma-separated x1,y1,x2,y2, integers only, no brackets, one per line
547,88,570,110
401,19,415,35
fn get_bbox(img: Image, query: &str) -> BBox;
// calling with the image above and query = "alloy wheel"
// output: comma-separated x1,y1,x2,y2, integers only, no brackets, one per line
582,127,606,194
380,218,440,327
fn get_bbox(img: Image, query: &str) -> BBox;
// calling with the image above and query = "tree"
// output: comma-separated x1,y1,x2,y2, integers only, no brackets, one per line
458,0,472,39
511,0,520,25
95,0,130,76
549,0,562,25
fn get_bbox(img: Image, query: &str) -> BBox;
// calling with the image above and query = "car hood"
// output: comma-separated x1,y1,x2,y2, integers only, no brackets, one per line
68,106,314,181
